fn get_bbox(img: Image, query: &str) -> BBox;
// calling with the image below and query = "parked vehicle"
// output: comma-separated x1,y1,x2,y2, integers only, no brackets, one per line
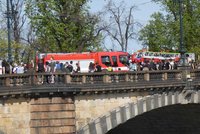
131,51,195,63
37,51,130,72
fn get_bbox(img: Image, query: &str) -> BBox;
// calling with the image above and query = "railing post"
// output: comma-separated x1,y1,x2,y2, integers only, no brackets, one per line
144,71,149,81
30,73,36,86
125,74,129,82
129,74,133,82
103,74,111,83
184,67,191,81
82,75,86,84
175,71,182,80
179,65,191,81
5,77,10,86
189,70,195,80
115,75,119,83
90,76,94,84
135,74,138,82
65,74,71,84
162,72,167,80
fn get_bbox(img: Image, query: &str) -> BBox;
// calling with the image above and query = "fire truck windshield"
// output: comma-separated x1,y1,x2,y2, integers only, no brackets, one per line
112,56,118,67
119,55,128,65
101,56,111,66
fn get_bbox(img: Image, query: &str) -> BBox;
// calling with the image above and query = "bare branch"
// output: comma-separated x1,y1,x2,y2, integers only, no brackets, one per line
98,0,140,52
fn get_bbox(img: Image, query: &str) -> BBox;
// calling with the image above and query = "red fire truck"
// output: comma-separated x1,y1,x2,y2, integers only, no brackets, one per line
131,51,195,63
37,51,130,72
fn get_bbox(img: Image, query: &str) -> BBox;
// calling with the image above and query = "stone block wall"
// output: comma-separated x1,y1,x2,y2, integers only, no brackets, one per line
0,98,30,134
75,92,147,130
0,96,76,134
30,97,76,134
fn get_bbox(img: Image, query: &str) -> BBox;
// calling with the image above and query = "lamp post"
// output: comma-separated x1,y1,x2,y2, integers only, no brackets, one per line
178,0,186,66
176,0,192,85
6,0,12,63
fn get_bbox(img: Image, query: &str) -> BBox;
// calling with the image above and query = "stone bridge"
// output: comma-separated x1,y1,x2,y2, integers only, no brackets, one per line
0,69,199,134
77,90,200,134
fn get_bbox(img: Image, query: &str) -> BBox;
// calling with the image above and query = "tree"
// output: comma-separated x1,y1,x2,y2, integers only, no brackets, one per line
0,0,28,63
10,0,27,62
0,16,7,58
139,0,200,56
25,0,102,53
139,12,179,52
99,0,139,52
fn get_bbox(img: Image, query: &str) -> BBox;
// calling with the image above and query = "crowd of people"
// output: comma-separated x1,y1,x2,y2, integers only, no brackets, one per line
0,57,198,76
1,59,31,74
129,58,196,71
0,57,103,75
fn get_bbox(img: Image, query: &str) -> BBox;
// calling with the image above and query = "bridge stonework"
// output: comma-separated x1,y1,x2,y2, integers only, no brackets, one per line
30,97,75,134
0,69,199,134
0,97,76,134
75,92,148,129
0,98,30,134
77,90,200,134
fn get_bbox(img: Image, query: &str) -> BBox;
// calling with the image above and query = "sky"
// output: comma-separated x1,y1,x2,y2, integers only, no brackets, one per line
88,0,163,53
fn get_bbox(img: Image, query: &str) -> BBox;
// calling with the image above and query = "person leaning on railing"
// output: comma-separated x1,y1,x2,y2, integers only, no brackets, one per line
48,57,56,83
74,62,80,73
129,62,137,71
37,59,45,84
94,62,102,72
88,62,95,73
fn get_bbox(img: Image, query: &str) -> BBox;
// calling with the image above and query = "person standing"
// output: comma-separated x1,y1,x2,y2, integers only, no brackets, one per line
149,59,156,71
66,61,73,73
12,63,18,74
45,61,51,83
16,63,25,74
95,62,102,72
74,62,80,73
129,62,137,71
55,61,61,73
169,59,175,70
2,59,6,74
37,59,45,84
49,57,56,83
16,63,25,85
37,59,45,73
88,62,95,72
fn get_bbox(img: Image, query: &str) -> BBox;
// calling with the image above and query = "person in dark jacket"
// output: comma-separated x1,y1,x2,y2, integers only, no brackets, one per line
37,59,45,73
95,62,102,72
37,59,45,84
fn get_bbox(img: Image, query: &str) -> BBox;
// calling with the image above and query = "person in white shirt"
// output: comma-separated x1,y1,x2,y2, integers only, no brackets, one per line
129,62,137,71
169,59,174,70
12,63,18,74
16,63,24,74
16,63,24,85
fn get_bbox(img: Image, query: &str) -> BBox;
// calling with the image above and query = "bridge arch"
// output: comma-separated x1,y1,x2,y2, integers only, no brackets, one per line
77,90,200,134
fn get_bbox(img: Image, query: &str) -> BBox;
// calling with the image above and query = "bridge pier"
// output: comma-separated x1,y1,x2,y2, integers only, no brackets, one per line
0,95,76,134
30,96,76,134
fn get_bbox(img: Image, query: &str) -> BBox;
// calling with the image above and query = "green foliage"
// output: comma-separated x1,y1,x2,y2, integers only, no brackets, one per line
0,29,10,60
25,0,102,53
0,39,27,63
0,40,8,59
139,0,200,56
139,12,179,52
